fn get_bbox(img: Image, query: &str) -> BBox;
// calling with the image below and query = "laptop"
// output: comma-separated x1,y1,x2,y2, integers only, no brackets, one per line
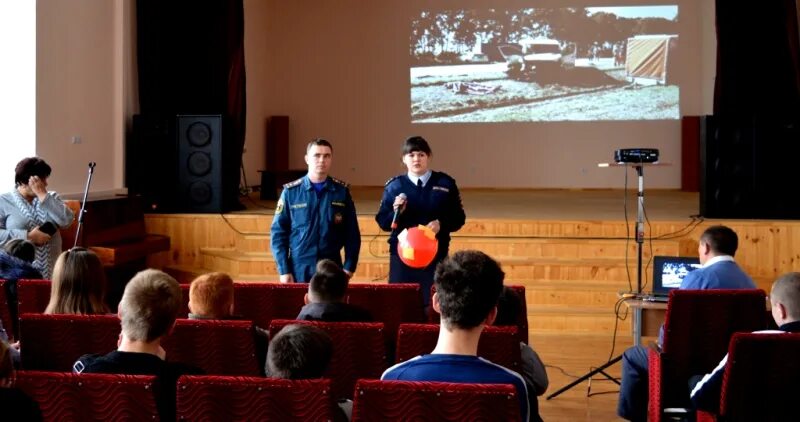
648,256,702,301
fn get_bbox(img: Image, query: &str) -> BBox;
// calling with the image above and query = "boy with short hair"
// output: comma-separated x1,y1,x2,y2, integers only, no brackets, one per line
297,259,372,322
188,272,235,319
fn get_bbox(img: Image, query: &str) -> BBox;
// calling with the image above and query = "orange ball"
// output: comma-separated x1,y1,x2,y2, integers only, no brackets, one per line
397,225,439,269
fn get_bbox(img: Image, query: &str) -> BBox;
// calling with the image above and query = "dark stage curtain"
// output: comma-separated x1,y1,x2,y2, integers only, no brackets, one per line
136,0,246,211
714,0,800,117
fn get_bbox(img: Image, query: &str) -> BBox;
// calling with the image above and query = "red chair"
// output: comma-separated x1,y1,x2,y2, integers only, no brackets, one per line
648,289,767,422
269,319,386,400
15,371,158,421
352,379,522,422
0,279,14,340
346,283,424,355
19,314,120,371
177,375,333,421
235,283,307,328
395,323,522,370
696,332,800,422
162,319,260,376
429,284,529,344
17,279,51,315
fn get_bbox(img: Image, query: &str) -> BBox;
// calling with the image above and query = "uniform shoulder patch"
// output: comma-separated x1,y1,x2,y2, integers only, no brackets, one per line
330,176,349,188
384,175,402,186
283,178,303,189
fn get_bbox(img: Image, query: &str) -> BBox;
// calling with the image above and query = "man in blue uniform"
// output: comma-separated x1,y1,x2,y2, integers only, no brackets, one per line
375,136,465,306
270,139,360,283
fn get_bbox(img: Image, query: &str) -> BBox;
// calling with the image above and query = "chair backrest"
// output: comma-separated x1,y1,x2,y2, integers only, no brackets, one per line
234,283,307,328
177,375,333,421
0,279,13,340
15,371,158,421
718,332,800,421
17,279,52,315
269,319,386,399
662,289,767,378
19,313,120,371
428,284,529,344
352,379,522,422
162,319,260,376
346,283,425,356
395,323,522,370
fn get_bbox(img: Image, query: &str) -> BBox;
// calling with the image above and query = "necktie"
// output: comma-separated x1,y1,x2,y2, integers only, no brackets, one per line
417,179,423,189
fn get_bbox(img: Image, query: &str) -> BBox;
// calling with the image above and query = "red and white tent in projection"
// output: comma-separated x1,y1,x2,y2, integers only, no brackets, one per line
625,34,678,84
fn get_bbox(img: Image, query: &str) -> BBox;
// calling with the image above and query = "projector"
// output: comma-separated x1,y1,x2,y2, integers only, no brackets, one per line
615,148,659,164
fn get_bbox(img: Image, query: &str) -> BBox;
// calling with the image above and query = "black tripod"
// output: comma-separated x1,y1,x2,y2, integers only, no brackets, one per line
547,163,651,400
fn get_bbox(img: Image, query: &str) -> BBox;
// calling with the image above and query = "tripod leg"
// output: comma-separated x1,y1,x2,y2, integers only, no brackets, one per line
546,354,623,400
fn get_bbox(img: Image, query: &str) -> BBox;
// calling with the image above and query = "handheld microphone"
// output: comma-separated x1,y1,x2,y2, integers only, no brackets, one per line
390,193,407,230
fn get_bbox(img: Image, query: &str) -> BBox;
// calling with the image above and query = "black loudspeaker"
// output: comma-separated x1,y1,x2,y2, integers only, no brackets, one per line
700,115,800,219
129,115,177,211
177,115,225,213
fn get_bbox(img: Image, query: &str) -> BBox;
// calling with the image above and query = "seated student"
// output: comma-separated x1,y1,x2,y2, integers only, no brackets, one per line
73,269,202,421
188,271,270,372
381,250,537,422
0,340,41,421
266,324,349,421
44,247,109,315
690,272,800,414
188,272,235,320
0,239,42,344
297,259,372,322
495,286,549,397
618,225,756,421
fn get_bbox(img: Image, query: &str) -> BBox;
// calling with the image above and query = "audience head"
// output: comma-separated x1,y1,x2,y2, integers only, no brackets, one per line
2,239,36,263
266,324,333,379
770,272,800,326
698,225,739,262
433,250,505,330
307,259,348,304
188,272,234,319
118,269,181,343
14,157,51,187
402,136,432,156
44,247,108,315
495,286,523,326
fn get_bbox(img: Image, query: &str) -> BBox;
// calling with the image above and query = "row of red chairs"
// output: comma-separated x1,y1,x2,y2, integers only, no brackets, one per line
14,372,523,422
17,316,521,400
0,279,530,347
16,331,800,421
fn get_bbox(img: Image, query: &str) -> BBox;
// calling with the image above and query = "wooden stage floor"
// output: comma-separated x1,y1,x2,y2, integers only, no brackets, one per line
241,187,701,222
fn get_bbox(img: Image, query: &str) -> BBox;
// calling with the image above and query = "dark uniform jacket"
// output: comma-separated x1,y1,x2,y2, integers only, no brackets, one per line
270,175,360,282
375,171,465,258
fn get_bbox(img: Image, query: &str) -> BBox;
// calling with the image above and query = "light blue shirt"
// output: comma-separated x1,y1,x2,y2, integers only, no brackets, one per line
407,171,432,187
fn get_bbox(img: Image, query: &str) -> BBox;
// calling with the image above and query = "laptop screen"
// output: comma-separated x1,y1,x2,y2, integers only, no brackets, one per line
652,256,701,294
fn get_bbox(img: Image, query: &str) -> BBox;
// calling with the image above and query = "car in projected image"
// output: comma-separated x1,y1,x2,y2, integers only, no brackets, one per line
460,52,490,63
520,39,564,74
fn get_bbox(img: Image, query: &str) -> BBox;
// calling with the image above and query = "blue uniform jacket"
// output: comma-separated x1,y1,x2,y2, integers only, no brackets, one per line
270,175,360,282
375,171,465,255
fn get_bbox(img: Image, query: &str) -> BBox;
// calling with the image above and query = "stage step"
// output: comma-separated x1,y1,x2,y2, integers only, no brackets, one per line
209,213,701,240
521,280,632,308
196,247,656,282
236,233,681,260
528,304,631,334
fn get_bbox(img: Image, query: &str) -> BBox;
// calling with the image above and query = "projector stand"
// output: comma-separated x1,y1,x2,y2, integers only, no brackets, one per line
547,162,669,400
